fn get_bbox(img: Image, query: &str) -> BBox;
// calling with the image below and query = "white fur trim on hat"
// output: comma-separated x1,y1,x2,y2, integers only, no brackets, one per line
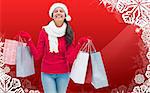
49,3,71,21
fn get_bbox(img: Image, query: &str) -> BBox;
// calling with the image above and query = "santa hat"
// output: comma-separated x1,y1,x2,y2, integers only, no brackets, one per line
49,3,71,21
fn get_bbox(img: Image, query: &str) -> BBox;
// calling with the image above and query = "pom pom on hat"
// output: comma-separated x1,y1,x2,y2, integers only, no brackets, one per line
65,15,71,21
49,3,71,21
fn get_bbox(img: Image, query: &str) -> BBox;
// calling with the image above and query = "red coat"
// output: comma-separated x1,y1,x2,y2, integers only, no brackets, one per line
27,29,81,74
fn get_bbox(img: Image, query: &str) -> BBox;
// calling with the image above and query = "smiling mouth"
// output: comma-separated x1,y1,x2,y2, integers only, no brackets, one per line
55,15,63,18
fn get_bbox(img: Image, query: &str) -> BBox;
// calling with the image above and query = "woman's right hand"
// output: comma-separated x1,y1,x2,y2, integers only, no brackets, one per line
19,31,32,41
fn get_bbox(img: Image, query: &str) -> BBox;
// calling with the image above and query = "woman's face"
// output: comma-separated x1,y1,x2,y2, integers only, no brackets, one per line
52,7,66,22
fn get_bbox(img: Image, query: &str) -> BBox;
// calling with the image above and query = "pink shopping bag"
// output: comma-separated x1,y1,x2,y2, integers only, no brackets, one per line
3,39,18,65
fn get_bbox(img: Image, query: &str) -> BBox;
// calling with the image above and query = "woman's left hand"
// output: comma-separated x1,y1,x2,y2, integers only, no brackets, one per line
78,36,92,45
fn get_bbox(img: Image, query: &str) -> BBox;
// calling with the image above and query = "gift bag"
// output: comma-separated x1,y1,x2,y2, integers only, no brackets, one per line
70,42,90,84
16,37,35,77
3,39,18,65
90,41,109,89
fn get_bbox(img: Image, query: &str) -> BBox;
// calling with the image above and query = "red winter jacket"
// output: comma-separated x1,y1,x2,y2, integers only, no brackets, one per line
27,29,81,74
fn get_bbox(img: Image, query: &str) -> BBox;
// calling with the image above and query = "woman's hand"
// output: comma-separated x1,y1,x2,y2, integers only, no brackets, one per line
78,36,92,45
19,31,32,42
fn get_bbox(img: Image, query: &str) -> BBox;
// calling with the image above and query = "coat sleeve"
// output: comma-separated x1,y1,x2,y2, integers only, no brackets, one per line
27,30,45,61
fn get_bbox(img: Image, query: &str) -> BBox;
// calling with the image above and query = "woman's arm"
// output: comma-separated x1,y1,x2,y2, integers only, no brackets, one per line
27,30,45,61
65,41,81,66
66,37,89,66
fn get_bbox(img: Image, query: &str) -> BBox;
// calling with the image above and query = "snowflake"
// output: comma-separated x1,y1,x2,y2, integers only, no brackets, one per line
0,73,24,93
132,85,149,93
100,0,116,6
0,40,40,93
146,51,150,60
100,0,150,92
24,88,40,93
145,71,150,78
135,16,149,28
0,68,5,76
143,78,150,87
3,66,11,73
100,0,150,28
143,21,150,31
29,90,40,93
141,30,150,46
0,40,25,93
134,74,145,84
111,85,127,93
147,64,150,70
0,42,4,67
116,0,150,26
100,0,118,11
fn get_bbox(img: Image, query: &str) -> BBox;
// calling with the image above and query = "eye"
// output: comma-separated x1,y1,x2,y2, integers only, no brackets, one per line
60,10,64,13
54,10,58,13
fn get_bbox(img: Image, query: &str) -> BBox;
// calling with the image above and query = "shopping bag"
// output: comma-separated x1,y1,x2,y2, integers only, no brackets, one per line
16,37,35,77
70,42,90,84
90,41,109,89
3,39,18,65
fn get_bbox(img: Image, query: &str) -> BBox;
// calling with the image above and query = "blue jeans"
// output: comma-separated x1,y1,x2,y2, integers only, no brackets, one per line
41,72,70,93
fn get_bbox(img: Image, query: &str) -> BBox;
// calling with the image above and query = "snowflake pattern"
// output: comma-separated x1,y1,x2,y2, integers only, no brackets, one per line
147,64,150,70
0,0,149,92
132,85,150,93
141,30,150,46
134,74,145,84
111,85,127,93
0,73,24,93
143,78,150,87
118,0,149,24
0,38,40,93
24,88,40,93
0,39,25,93
100,0,118,11
146,51,150,60
100,0,150,92
100,0,150,28
0,41,4,67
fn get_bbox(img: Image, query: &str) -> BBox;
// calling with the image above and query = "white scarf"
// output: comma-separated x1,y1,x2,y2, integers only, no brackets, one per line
42,21,67,53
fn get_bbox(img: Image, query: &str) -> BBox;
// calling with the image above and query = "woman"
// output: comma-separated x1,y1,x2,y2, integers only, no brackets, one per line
20,2,89,93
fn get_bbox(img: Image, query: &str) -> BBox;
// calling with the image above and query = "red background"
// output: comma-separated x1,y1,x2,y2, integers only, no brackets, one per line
1,0,141,92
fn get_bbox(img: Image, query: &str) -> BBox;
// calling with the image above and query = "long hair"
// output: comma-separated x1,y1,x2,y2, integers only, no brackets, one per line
64,19,74,46
52,13,74,45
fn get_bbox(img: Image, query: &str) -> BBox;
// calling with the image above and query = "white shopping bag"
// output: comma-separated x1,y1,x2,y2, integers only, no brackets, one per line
16,36,35,77
70,42,90,84
90,41,109,89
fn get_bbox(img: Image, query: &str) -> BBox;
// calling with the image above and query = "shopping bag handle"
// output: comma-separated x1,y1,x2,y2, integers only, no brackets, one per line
0,32,5,42
87,40,91,53
18,35,27,46
80,42,88,52
80,42,86,51
89,40,96,53
80,40,91,52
